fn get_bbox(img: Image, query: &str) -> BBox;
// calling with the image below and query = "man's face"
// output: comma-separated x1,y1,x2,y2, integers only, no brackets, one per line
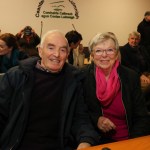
145,15,150,22
38,32,69,73
128,35,140,47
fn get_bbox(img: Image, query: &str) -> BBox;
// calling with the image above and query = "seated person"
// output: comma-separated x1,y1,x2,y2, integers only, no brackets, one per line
0,30,99,149
0,33,28,73
65,30,83,65
120,31,150,110
120,31,150,84
82,32,150,144
16,26,40,57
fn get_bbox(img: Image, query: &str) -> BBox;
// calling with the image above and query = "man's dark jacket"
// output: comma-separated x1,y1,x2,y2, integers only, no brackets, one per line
120,43,150,74
137,19,150,46
0,57,100,150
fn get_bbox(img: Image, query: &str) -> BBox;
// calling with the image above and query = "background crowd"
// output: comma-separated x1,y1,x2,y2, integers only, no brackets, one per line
0,11,149,150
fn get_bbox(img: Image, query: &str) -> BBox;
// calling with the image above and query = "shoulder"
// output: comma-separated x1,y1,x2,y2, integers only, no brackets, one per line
120,43,130,51
118,65,140,80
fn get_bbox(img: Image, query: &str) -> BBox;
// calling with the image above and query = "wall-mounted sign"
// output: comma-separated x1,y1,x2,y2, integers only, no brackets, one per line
35,0,79,19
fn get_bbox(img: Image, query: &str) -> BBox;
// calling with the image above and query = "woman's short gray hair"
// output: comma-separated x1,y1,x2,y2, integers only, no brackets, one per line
88,32,119,52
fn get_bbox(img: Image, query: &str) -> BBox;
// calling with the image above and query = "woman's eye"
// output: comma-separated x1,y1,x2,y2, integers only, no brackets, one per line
108,49,113,52
95,50,101,53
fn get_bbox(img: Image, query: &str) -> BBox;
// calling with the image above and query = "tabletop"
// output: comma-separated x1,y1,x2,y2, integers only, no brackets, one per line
82,135,150,150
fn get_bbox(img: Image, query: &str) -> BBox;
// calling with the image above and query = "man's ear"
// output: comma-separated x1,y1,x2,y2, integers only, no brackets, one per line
38,46,42,58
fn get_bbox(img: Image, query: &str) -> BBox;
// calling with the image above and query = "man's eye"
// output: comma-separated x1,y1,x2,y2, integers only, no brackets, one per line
60,48,67,52
48,47,54,50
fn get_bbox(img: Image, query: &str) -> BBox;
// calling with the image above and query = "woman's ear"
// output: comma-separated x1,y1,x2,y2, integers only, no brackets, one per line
115,51,121,62
90,51,94,58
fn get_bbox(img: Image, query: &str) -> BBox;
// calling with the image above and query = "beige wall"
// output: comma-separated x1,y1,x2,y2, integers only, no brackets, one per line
0,0,150,46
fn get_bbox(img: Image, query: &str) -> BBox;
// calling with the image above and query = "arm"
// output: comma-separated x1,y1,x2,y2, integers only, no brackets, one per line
126,70,150,137
16,29,24,39
71,82,100,147
0,73,12,135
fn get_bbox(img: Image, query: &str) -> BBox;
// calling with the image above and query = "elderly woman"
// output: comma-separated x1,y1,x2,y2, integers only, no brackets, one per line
82,32,150,144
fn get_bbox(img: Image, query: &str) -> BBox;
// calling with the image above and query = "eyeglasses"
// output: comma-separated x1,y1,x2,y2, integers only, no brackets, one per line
94,48,116,56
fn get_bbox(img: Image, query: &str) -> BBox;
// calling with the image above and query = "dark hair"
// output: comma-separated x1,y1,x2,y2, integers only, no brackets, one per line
65,30,82,46
0,33,18,49
24,26,32,36
144,11,150,16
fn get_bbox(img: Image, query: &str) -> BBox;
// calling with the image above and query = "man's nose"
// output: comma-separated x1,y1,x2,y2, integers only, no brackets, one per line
53,49,60,57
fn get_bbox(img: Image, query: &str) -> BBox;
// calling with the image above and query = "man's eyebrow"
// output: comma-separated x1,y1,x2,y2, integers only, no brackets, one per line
61,45,68,49
47,43,55,46
47,43,68,49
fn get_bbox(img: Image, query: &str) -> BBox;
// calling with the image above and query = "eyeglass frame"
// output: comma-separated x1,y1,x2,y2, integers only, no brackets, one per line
93,48,116,56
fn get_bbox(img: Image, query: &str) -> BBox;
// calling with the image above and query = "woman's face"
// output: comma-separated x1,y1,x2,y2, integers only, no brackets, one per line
91,39,118,72
0,40,12,55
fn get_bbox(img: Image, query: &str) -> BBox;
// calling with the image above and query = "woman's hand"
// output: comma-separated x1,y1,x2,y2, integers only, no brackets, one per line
97,116,116,133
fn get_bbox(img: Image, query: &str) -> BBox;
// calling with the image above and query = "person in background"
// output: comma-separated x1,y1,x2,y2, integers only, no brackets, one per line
0,33,28,73
0,30,99,150
16,26,40,57
73,43,85,68
120,31,150,111
81,32,150,144
65,30,83,65
120,31,150,84
137,11,150,55
137,11,150,47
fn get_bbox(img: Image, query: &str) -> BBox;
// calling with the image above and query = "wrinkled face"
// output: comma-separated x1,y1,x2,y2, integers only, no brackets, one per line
91,39,118,72
145,15,150,22
38,32,69,73
128,35,140,47
0,40,12,55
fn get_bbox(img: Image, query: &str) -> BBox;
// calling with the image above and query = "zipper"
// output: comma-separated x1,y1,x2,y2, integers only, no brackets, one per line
118,74,130,137
9,139,19,150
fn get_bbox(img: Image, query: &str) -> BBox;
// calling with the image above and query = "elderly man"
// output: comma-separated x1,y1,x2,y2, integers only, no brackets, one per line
120,31,150,111
0,30,99,150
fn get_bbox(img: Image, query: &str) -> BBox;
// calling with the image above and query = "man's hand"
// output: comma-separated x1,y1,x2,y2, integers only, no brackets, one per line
140,74,150,84
77,142,91,149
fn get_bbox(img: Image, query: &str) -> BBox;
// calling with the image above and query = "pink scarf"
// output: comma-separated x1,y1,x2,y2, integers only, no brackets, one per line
96,60,120,107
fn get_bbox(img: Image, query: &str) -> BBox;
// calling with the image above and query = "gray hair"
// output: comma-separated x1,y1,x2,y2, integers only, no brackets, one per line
144,11,150,16
88,32,119,52
128,31,141,39
39,29,69,50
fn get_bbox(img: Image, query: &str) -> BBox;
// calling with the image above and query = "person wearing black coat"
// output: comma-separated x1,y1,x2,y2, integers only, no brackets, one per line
0,30,99,150
120,31,150,111
137,11,150,47
81,32,150,144
137,11,150,56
